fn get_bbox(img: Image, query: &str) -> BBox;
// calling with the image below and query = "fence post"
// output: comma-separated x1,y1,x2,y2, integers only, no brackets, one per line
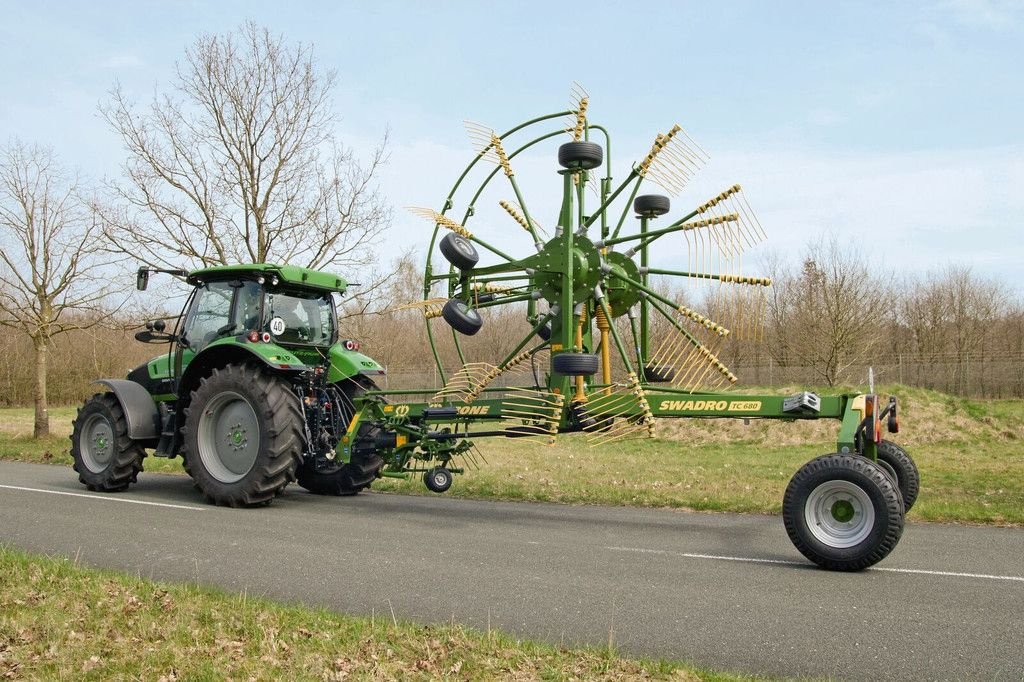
898,354,903,386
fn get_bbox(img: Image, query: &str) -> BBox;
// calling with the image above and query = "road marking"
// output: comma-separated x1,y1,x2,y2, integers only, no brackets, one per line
872,566,1024,582
604,546,1024,583
0,484,205,511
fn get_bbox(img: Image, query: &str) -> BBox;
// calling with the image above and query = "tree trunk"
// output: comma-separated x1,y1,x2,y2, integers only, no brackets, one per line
33,336,49,438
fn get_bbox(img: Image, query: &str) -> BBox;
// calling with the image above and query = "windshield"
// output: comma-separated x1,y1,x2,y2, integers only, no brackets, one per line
264,290,335,346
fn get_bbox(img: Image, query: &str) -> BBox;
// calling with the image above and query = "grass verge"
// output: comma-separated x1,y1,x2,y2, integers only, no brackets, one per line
0,546,749,681
2,385,1022,525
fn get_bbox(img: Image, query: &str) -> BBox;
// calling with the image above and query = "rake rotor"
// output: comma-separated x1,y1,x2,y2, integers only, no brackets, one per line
413,89,773,442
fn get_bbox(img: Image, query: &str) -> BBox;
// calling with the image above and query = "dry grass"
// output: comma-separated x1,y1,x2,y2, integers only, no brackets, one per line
0,546,744,681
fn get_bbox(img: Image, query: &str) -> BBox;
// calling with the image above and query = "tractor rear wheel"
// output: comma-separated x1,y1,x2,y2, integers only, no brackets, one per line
783,454,904,571
182,364,303,507
70,393,146,492
876,440,919,512
296,376,384,496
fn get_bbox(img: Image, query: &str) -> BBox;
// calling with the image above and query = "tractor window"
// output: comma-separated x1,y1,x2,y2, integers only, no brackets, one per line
183,282,234,351
234,280,263,332
264,290,334,346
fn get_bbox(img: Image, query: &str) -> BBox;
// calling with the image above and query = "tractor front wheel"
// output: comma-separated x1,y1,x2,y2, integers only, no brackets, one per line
70,393,146,492
783,454,904,571
183,364,303,507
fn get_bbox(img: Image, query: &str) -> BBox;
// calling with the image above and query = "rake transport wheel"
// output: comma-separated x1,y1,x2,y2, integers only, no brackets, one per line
296,376,385,496
876,439,920,512
783,454,905,571
182,364,304,507
70,393,145,492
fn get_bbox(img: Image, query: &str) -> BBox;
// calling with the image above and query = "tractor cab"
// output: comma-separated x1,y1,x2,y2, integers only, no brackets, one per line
178,273,337,353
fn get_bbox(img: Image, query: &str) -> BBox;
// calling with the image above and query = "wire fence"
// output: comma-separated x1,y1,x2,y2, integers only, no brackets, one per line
379,351,1024,398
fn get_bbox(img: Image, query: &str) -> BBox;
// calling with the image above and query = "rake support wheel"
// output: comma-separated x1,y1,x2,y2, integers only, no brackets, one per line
634,194,670,217
552,352,600,376
439,232,479,270
442,299,483,336
558,141,603,170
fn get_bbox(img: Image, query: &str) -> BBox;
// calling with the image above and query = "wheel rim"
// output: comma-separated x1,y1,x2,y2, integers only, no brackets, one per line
804,480,875,548
197,391,260,483
432,470,447,488
80,413,114,473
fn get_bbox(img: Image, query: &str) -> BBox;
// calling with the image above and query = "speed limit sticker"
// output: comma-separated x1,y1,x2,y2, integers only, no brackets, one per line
269,317,286,336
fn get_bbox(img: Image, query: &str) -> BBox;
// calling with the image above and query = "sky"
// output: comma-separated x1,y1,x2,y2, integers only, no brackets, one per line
1,0,1022,291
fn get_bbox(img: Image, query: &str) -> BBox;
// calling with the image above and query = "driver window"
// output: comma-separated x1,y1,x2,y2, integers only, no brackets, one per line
184,282,234,351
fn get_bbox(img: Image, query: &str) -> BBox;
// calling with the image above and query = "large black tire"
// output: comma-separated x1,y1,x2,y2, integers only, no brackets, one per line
558,141,603,170
783,454,904,571
439,232,479,270
876,440,920,512
552,352,599,376
182,364,304,507
70,393,146,492
442,298,483,336
634,194,670,217
296,376,384,496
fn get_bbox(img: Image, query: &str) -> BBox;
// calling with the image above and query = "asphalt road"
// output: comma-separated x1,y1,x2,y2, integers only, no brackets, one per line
1,460,1022,681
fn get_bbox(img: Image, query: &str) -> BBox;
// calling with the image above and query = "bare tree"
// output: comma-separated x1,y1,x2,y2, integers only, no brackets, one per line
767,237,890,386
900,265,1009,393
0,142,118,437
99,21,390,276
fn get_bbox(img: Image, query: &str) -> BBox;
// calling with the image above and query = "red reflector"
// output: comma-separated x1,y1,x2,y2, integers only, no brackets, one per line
247,331,259,343
261,332,271,343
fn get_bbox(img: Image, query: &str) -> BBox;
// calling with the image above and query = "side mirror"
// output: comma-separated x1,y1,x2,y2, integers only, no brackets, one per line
136,268,150,291
136,319,172,344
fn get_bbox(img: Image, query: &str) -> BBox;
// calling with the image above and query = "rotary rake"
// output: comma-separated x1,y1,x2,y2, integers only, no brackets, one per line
343,89,916,571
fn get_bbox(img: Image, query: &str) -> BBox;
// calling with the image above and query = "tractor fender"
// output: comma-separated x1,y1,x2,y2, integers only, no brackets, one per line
327,346,386,383
94,379,160,440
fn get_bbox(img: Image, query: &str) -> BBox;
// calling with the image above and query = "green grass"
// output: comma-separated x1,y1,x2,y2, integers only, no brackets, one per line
0,546,754,681
3,385,1023,524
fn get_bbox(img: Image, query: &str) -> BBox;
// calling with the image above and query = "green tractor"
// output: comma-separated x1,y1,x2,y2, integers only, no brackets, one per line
69,263,387,506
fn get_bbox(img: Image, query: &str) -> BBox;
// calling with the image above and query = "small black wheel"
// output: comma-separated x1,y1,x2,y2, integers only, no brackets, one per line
552,352,599,376
424,466,453,493
634,195,670,217
438,232,479,270
643,364,676,383
558,141,603,170
442,298,483,336
182,364,304,507
783,454,904,571
876,440,920,512
70,393,146,492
